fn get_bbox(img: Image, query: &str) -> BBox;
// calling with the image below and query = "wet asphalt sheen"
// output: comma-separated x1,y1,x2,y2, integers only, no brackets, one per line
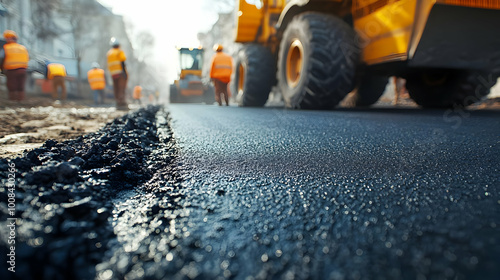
166,104,500,279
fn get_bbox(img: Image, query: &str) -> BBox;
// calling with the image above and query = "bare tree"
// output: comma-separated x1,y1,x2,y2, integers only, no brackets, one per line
31,0,62,40
134,31,155,64
93,16,114,72
57,0,102,97
131,30,156,88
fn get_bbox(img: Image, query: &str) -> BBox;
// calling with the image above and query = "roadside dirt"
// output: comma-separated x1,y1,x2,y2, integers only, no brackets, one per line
0,95,127,158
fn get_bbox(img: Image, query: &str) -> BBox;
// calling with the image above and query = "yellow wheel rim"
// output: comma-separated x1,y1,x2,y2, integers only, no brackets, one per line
238,63,245,94
286,39,304,88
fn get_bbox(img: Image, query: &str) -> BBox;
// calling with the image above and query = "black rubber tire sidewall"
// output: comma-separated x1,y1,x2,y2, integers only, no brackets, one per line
277,12,360,109
406,70,496,108
231,44,276,107
354,74,389,107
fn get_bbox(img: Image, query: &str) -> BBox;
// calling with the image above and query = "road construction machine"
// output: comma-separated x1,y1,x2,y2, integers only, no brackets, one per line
170,47,215,104
233,0,500,108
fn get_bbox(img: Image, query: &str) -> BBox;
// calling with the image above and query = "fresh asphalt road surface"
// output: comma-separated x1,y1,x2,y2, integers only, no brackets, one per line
167,104,499,279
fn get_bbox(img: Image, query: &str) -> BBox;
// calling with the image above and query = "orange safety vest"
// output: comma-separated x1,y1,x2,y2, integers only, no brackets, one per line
133,85,142,99
3,43,29,70
87,68,106,90
107,48,126,76
47,63,67,79
210,52,233,83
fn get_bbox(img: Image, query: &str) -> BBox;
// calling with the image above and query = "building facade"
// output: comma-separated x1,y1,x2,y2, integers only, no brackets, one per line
0,0,137,99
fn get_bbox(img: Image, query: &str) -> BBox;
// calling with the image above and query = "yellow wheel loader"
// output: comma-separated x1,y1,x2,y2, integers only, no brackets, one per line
170,47,215,104
233,0,500,108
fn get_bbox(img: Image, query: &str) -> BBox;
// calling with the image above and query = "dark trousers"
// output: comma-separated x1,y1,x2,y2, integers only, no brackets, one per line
93,89,105,105
112,73,128,107
213,78,229,106
5,68,27,101
51,76,67,100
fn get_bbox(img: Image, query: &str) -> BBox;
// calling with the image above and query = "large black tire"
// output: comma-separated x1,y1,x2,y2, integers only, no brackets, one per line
277,12,360,109
231,44,276,107
353,74,389,107
406,70,497,108
169,84,178,103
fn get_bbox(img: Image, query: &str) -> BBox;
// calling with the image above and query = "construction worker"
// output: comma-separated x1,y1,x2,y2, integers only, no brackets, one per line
148,92,155,104
155,90,160,104
133,85,142,105
0,30,29,101
393,76,407,105
209,44,233,106
107,38,128,110
46,62,67,102
87,62,106,105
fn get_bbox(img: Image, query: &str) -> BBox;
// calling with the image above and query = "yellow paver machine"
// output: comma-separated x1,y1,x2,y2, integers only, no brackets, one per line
233,0,500,108
170,47,215,104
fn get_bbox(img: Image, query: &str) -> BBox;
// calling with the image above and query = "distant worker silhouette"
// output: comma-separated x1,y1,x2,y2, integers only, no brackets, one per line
87,62,106,105
0,30,29,101
393,77,407,105
107,38,128,110
209,44,233,106
133,85,143,105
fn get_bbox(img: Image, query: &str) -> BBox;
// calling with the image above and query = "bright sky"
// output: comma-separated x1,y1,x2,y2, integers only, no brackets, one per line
97,0,222,82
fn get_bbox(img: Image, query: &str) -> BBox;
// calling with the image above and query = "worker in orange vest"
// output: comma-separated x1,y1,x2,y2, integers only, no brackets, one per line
107,38,128,110
0,30,29,101
209,44,233,106
133,85,142,105
392,76,407,105
87,62,106,105
46,62,67,102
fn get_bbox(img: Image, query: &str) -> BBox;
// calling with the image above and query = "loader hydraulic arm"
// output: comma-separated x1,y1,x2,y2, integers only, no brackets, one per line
235,0,285,45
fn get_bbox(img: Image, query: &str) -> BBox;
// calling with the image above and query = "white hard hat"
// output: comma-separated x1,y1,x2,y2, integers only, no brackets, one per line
91,62,100,68
110,37,120,47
